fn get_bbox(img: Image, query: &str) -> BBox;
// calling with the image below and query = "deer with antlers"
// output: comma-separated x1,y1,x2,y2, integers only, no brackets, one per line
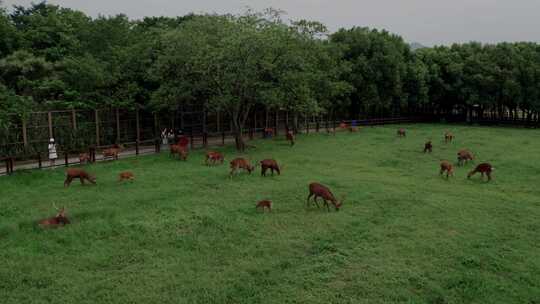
468,163,494,181
256,200,272,212
306,182,344,212
229,158,255,177
64,168,96,187
260,159,282,177
205,151,224,165
39,203,70,228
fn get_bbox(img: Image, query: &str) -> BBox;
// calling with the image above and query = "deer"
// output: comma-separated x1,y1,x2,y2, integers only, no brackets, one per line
397,128,406,137
256,200,272,212
468,163,494,181
64,168,96,187
229,158,254,177
445,132,454,143
260,159,281,176
118,171,135,182
424,141,433,153
169,144,182,158
179,148,188,161
79,153,91,164
205,151,224,165
102,144,122,160
306,182,343,212
439,160,454,179
39,203,70,228
457,149,474,166
286,131,295,146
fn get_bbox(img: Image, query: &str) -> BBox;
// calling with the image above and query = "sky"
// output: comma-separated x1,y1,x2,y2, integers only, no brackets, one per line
3,0,540,46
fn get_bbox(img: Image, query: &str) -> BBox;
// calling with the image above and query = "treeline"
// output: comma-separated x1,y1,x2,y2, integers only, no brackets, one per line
1,2,540,148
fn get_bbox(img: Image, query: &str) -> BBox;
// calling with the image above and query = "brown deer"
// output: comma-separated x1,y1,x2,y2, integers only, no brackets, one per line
445,132,454,143
439,160,454,178
64,168,96,187
468,163,494,181
118,171,135,182
229,158,254,177
169,144,182,158
205,151,224,165
424,141,433,153
256,200,272,212
397,128,406,137
79,153,91,164
260,159,281,176
102,144,122,160
179,148,188,161
306,182,343,211
286,131,295,146
457,149,474,166
39,204,70,228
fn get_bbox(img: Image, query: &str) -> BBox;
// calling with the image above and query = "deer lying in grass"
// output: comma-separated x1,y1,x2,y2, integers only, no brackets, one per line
118,171,135,182
306,182,343,211
256,200,272,212
64,168,96,187
39,204,70,228
260,159,281,176
229,158,254,177
424,141,433,153
205,151,224,165
439,160,454,178
468,163,494,181
445,132,454,143
102,144,122,160
397,128,406,137
79,153,91,164
457,149,474,166
286,131,295,146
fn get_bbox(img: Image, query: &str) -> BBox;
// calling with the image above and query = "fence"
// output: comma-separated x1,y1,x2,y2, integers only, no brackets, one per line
0,106,432,175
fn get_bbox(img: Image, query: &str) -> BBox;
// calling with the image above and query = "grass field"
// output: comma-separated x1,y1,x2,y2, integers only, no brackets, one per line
1,124,539,304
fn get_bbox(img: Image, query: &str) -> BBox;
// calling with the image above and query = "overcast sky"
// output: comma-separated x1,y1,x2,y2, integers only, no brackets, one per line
3,0,540,46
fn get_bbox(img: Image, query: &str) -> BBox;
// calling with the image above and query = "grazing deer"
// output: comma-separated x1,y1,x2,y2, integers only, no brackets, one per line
179,148,188,161
424,141,433,153
445,132,454,143
397,128,406,137
440,160,454,178
260,159,281,176
286,131,295,146
230,158,254,177
468,163,494,181
205,151,224,165
169,144,182,158
256,200,272,212
306,182,343,211
64,168,96,187
39,204,70,228
118,171,135,182
102,144,122,160
457,149,474,166
79,153,91,164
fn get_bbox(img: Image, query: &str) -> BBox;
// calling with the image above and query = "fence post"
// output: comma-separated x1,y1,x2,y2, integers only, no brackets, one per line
72,109,77,130
155,138,160,153
135,107,141,144
275,111,279,136
38,152,42,169
22,118,28,148
64,151,69,167
48,111,53,139
116,108,121,143
89,146,96,163
222,131,225,146
190,132,194,149
95,109,100,147
316,120,320,132
203,132,208,148
306,116,309,134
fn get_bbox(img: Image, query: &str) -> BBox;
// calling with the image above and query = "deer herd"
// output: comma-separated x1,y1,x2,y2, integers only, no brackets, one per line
38,126,495,228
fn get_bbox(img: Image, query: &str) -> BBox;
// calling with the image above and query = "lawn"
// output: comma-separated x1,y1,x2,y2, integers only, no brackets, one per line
1,124,539,304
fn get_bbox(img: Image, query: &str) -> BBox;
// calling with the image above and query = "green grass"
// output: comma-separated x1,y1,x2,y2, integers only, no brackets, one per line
1,124,539,304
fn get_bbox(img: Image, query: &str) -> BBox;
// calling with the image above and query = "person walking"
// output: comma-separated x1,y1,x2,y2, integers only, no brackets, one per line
48,138,58,167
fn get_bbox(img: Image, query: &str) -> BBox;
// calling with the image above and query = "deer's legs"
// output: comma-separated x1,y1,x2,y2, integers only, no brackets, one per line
80,177,85,185
64,177,73,187
306,193,313,207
